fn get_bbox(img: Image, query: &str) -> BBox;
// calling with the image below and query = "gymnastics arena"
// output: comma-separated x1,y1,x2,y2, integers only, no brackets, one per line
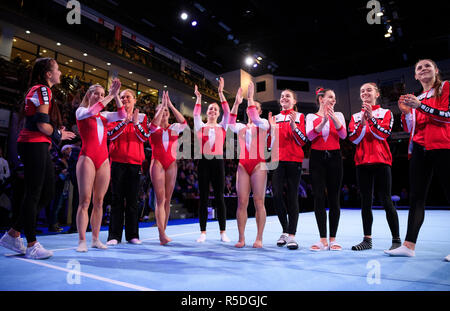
0,0,448,305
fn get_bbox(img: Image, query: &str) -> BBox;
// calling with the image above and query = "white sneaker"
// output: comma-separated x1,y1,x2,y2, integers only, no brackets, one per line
25,242,53,260
276,233,289,247
91,239,108,249
196,233,206,243
0,232,26,254
106,239,119,246
384,245,415,257
76,240,88,252
444,255,450,262
128,238,142,245
220,232,231,243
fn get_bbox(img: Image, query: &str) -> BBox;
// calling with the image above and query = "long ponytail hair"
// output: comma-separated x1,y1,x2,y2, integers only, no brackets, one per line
21,57,62,128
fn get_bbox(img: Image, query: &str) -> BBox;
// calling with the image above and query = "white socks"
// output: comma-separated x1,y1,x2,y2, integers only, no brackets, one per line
384,245,415,257
196,233,206,243
196,233,230,243
220,232,230,243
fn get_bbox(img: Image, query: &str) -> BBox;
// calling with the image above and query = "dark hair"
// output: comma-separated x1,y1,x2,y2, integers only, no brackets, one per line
414,59,443,98
315,86,333,107
281,89,298,111
21,58,62,128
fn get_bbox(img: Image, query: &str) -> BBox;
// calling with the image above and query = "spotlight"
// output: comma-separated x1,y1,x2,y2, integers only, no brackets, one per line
129,71,133,74
56,42,61,46
106,62,111,66
191,20,198,26
83,53,88,56
384,33,391,38
25,30,30,34
180,12,188,20
245,56,254,66
253,63,258,68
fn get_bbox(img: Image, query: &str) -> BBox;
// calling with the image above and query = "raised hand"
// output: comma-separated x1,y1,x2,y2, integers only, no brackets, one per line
235,87,243,105
166,91,174,109
247,81,254,102
194,85,202,100
109,78,121,97
218,77,224,93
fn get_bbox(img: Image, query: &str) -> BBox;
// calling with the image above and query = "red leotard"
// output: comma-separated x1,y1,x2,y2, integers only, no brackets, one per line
228,106,270,175
76,103,126,170
149,121,187,170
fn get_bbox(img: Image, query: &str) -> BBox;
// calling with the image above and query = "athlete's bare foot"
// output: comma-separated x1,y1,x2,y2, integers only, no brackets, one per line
235,240,245,248
253,240,263,248
159,234,172,245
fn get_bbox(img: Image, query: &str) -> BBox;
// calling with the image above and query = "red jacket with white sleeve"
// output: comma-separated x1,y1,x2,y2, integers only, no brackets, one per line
348,105,393,166
107,113,149,165
271,109,307,163
306,112,347,150
414,80,450,150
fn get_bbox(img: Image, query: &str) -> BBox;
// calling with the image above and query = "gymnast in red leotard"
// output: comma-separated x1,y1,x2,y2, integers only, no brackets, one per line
148,91,186,245
75,79,126,252
228,82,276,248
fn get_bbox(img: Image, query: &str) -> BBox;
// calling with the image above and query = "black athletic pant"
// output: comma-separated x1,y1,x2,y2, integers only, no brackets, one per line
13,142,54,243
406,143,450,243
108,162,141,242
310,150,343,238
272,161,302,235
356,164,399,238
198,158,227,231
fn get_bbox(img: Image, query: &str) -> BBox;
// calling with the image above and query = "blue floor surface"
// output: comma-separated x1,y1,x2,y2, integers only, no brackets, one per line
0,209,449,291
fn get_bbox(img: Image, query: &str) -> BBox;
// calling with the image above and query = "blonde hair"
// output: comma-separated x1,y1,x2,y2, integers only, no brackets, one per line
120,89,136,99
80,84,104,108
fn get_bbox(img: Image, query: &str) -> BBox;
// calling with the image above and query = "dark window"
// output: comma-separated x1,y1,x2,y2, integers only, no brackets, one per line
256,81,266,92
276,79,309,92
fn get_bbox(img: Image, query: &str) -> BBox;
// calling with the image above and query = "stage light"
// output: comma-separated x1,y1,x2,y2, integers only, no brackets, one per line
106,62,111,66
83,53,88,56
180,12,188,20
191,20,198,26
25,30,30,34
56,42,61,46
253,63,258,68
129,71,133,74
245,56,254,66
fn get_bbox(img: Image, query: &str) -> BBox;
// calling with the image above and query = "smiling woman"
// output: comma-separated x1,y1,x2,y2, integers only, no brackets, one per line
386,59,450,258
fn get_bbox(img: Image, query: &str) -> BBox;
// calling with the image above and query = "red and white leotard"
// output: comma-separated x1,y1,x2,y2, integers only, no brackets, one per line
76,103,126,170
228,106,271,175
193,101,230,157
148,121,188,170
348,105,393,166
18,84,53,144
306,112,347,150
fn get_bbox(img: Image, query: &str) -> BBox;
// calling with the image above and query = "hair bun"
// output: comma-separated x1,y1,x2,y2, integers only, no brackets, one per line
315,87,325,96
